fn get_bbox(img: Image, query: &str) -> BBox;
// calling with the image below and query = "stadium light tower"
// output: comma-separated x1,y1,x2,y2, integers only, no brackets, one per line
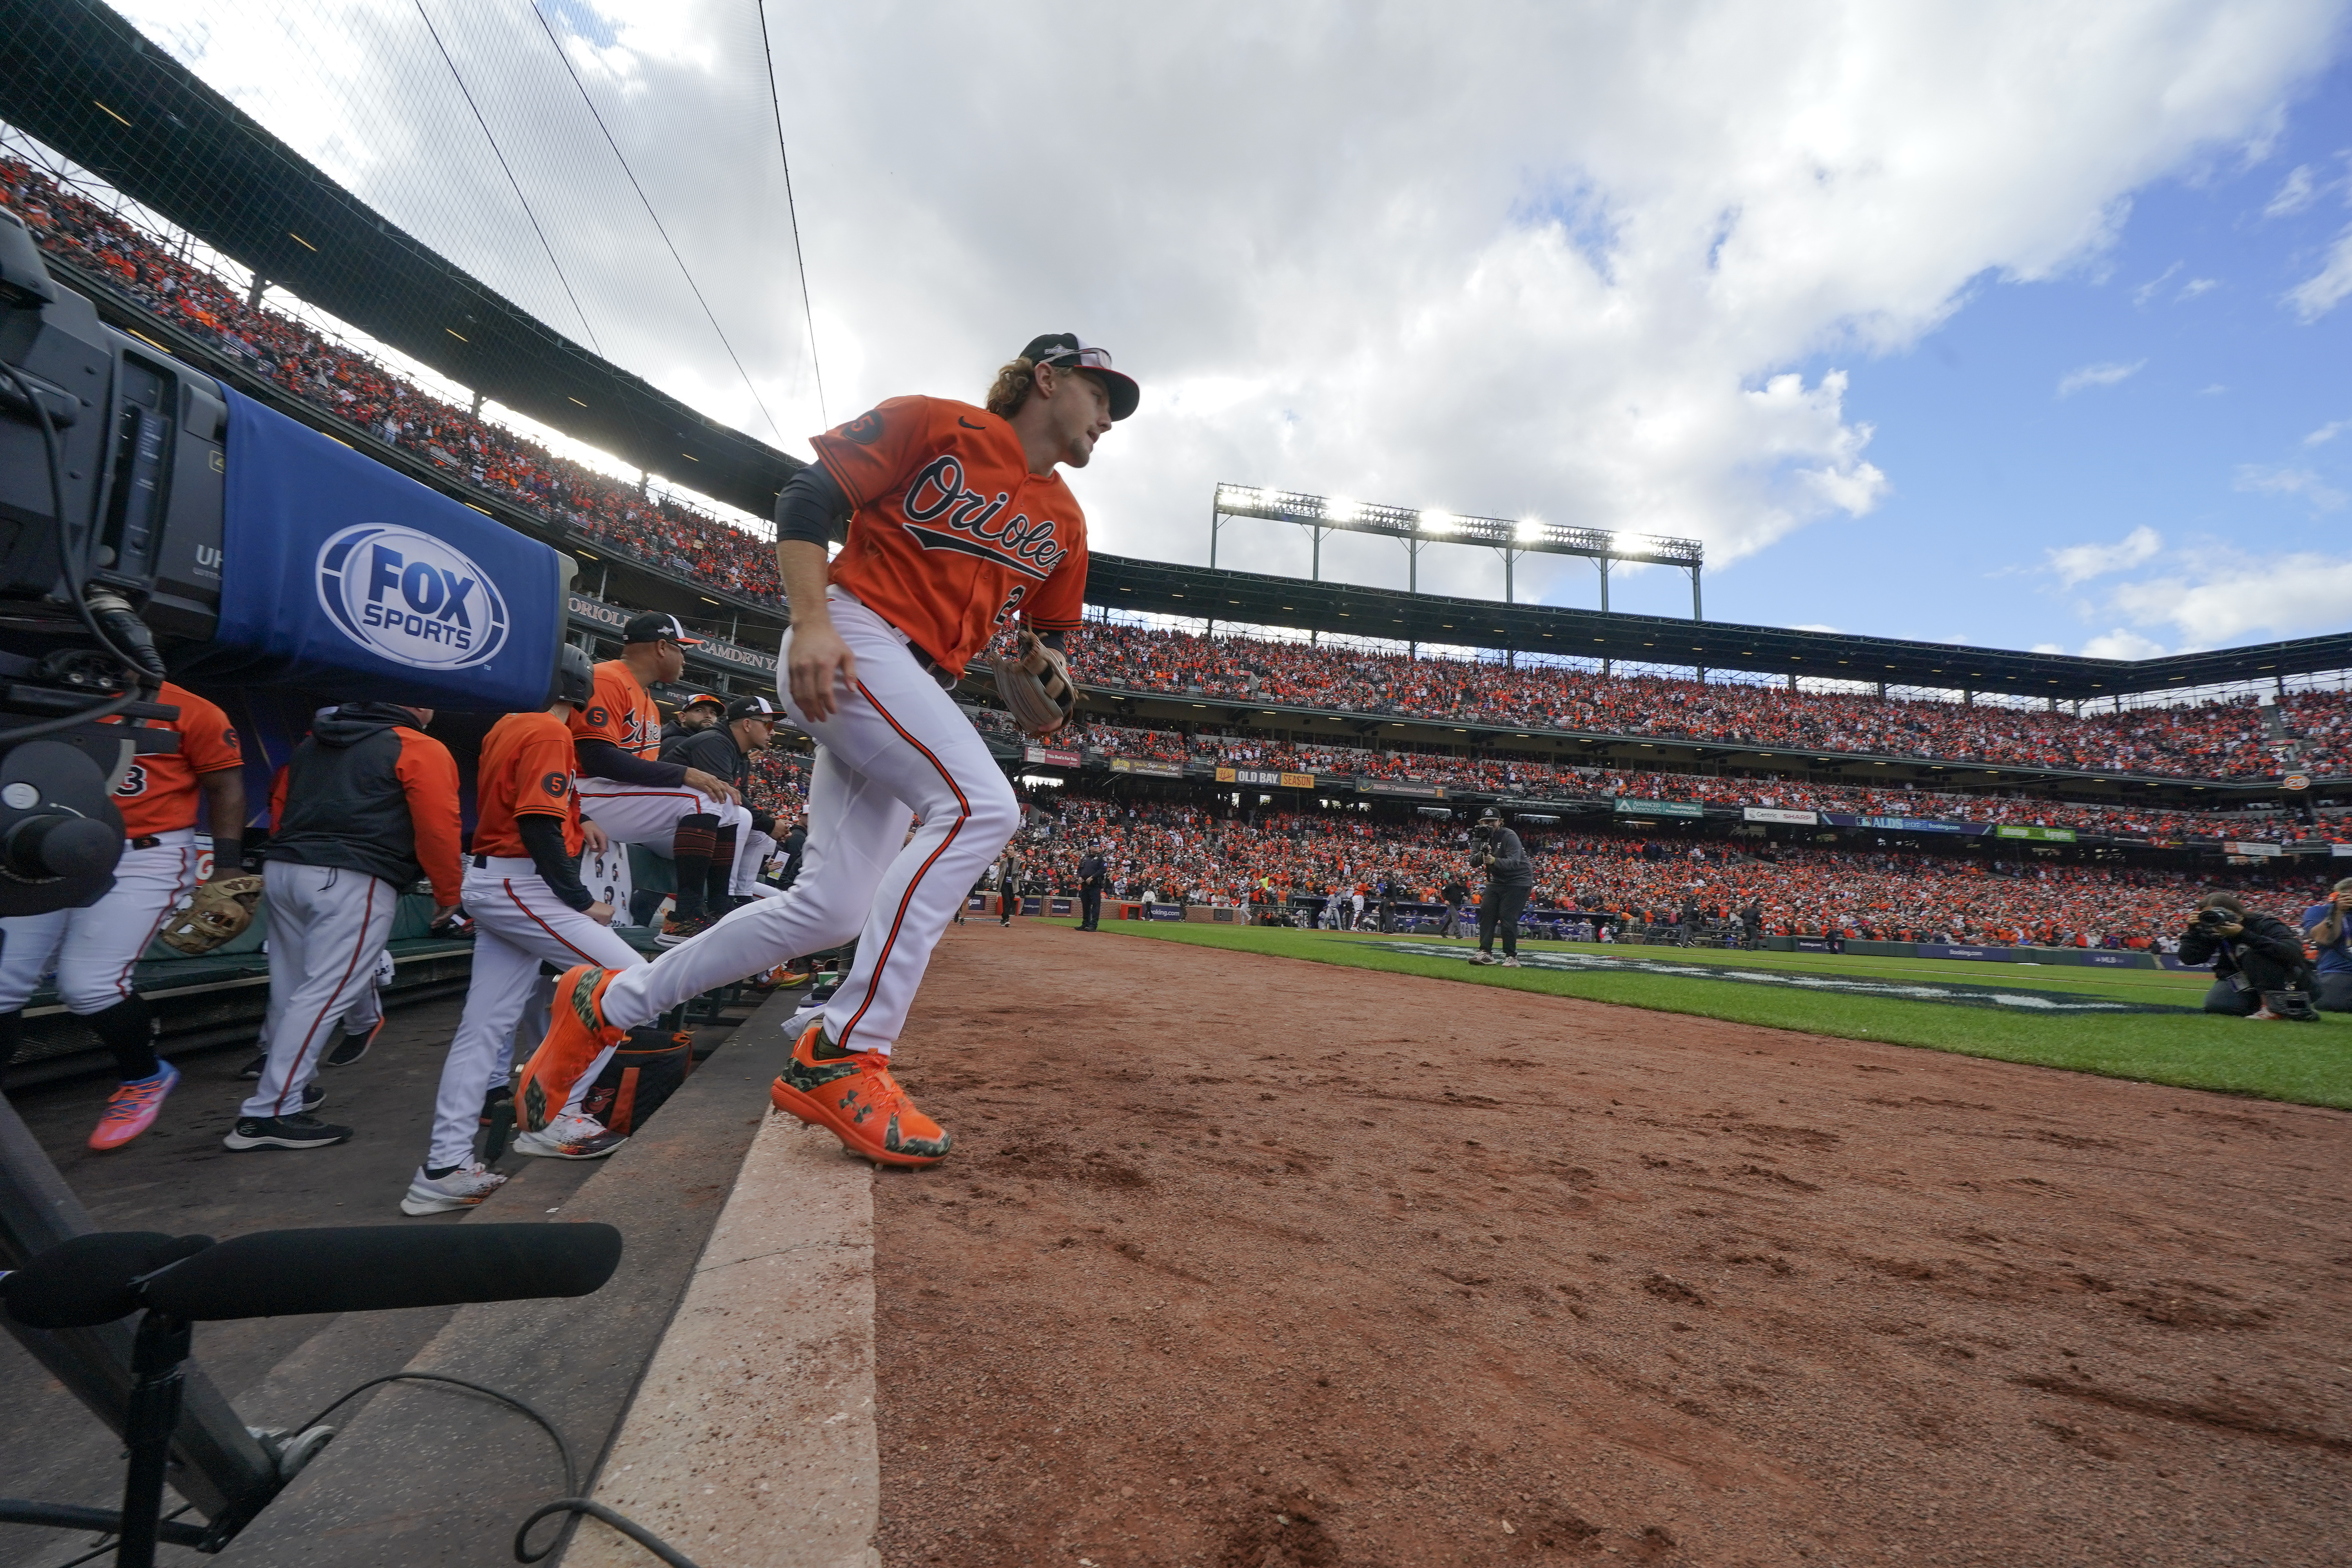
1209,483,1705,619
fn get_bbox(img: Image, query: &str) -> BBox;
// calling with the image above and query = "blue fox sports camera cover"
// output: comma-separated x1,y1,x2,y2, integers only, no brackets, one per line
197,388,566,711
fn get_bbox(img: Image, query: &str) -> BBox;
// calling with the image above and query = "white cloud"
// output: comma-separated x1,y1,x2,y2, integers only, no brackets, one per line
2046,524,2164,586
2264,161,2319,215
2285,225,2352,321
2131,260,2183,304
2079,628,2171,659
2110,550,2352,643
2057,358,2149,396
2306,417,2351,445
2233,463,2349,510
2030,641,2069,654
1791,622,1844,633
102,0,2349,590
2176,276,2220,298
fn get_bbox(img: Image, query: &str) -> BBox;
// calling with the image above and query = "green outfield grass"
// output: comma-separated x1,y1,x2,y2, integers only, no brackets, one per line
1047,918,2352,1110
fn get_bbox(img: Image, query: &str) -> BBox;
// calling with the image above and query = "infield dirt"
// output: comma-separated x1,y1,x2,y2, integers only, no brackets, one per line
870,922,2350,1567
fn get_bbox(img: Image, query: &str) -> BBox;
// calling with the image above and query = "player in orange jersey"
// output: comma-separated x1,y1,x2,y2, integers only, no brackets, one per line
402,648,651,1212
568,612,750,945
0,682,245,1150
519,334,1134,1167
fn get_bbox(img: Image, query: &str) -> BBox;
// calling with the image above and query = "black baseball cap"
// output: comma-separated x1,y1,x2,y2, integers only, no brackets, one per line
623,611,704,645
1020,334,1139,421
681,691,725,711
726,695,780,722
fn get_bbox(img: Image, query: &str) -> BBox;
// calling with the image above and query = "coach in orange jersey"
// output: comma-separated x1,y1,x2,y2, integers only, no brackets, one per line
0,682,245,1151
519,334,1134,1167
568,612,750,945
402,647,648,1214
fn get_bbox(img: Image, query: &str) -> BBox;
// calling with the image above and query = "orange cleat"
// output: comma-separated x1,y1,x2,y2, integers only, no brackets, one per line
514,966,626,1133
770,1024,951,1167
89,1063,178,1151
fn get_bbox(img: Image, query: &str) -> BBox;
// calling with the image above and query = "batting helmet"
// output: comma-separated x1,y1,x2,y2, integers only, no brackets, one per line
550,644,595,708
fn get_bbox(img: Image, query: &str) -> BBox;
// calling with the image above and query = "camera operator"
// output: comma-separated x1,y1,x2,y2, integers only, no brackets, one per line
1466,806,1533,968
2179,892,2321,1021
2298,877,2352,1012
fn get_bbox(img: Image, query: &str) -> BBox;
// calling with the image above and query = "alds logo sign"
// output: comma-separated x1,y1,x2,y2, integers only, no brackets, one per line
316,524,510,671
899,456,1071,583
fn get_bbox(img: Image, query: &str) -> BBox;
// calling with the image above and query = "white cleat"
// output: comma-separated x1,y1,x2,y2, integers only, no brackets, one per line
513,1111,628,1160
400,1161,510,1215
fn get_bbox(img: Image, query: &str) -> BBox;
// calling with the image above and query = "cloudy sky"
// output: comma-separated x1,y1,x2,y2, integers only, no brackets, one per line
111,0,2352,656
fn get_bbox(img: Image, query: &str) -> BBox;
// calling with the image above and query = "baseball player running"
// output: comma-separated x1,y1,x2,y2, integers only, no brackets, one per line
231,701,464,1151
570,613,747,946
402,647,646,1214
518,333,1134,1166
0,682,245,1151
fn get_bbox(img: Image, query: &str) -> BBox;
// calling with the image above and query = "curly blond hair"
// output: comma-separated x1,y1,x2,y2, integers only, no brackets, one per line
985,356,1038,419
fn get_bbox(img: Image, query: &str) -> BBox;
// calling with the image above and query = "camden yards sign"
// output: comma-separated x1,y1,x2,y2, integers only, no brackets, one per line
567,592,777,673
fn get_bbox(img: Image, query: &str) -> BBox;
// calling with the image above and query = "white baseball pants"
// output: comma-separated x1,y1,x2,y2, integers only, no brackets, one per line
597,592,1020,1054
425,860,644,1169
574,786,759,894
0,830,197,1015
243,862,395,1120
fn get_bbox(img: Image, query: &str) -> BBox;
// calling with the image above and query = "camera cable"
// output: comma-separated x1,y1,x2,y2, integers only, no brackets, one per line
37,1369,703,1568
0,361,166,745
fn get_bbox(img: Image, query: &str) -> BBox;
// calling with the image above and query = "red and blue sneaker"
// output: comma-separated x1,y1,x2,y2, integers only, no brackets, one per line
89,1062,179,1152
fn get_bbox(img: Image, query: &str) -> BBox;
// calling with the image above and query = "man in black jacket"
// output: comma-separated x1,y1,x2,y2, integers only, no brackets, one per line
1466,807,1534,968
1441,877,1471,942
659,695,784,913
2179,892,2320,1020
1077,846,1107,930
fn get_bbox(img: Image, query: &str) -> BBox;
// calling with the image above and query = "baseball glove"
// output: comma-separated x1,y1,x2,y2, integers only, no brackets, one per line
990,629,1077,737
157,875,265,956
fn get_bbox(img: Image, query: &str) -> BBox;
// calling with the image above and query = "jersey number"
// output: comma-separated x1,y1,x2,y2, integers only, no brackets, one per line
992,583,1028,629
114,763,149,798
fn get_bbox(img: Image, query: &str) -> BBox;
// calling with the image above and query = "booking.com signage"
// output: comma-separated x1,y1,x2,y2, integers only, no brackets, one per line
208,388,562,710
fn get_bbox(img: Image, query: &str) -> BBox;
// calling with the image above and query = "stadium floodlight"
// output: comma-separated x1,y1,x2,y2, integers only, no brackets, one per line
1208,481,1705,620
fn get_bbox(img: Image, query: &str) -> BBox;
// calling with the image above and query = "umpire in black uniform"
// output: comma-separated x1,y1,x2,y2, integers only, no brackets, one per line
655,694,782,936
1077,844,1107,931
1467,806,1534,968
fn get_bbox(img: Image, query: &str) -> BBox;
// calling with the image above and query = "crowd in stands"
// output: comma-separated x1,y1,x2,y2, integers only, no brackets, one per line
1003,797,2315,950
18,151,2348,797
1045,719,2337,844
4,156,785,604
1073,621,2352,782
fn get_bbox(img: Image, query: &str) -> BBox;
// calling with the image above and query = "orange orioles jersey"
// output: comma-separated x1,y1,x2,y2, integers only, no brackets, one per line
812,395,1087,676
473,711,585,860
109,681,243,840
568,660,660,760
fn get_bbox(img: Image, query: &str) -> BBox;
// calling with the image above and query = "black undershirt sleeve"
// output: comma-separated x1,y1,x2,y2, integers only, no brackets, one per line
775,463,852,548
1039,629,1068,654
515,813,595,911
575,737,688,788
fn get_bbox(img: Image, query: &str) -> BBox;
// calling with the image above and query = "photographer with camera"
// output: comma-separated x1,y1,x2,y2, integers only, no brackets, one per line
2179,892,2321,1021
2298,877,2352,1012
1466,806,1534,968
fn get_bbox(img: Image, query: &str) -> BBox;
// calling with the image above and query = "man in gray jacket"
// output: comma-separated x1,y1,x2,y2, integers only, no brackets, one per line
1467,806,1534,969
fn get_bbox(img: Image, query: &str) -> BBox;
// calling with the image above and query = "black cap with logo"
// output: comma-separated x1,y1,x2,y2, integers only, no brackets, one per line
1019,334,1139,421
726,695,780,723
622,611,704,645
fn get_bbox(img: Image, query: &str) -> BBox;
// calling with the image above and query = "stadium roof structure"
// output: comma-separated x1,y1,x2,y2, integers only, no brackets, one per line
0,0,805,517
1088,556,2352,703
13,0,2348,706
